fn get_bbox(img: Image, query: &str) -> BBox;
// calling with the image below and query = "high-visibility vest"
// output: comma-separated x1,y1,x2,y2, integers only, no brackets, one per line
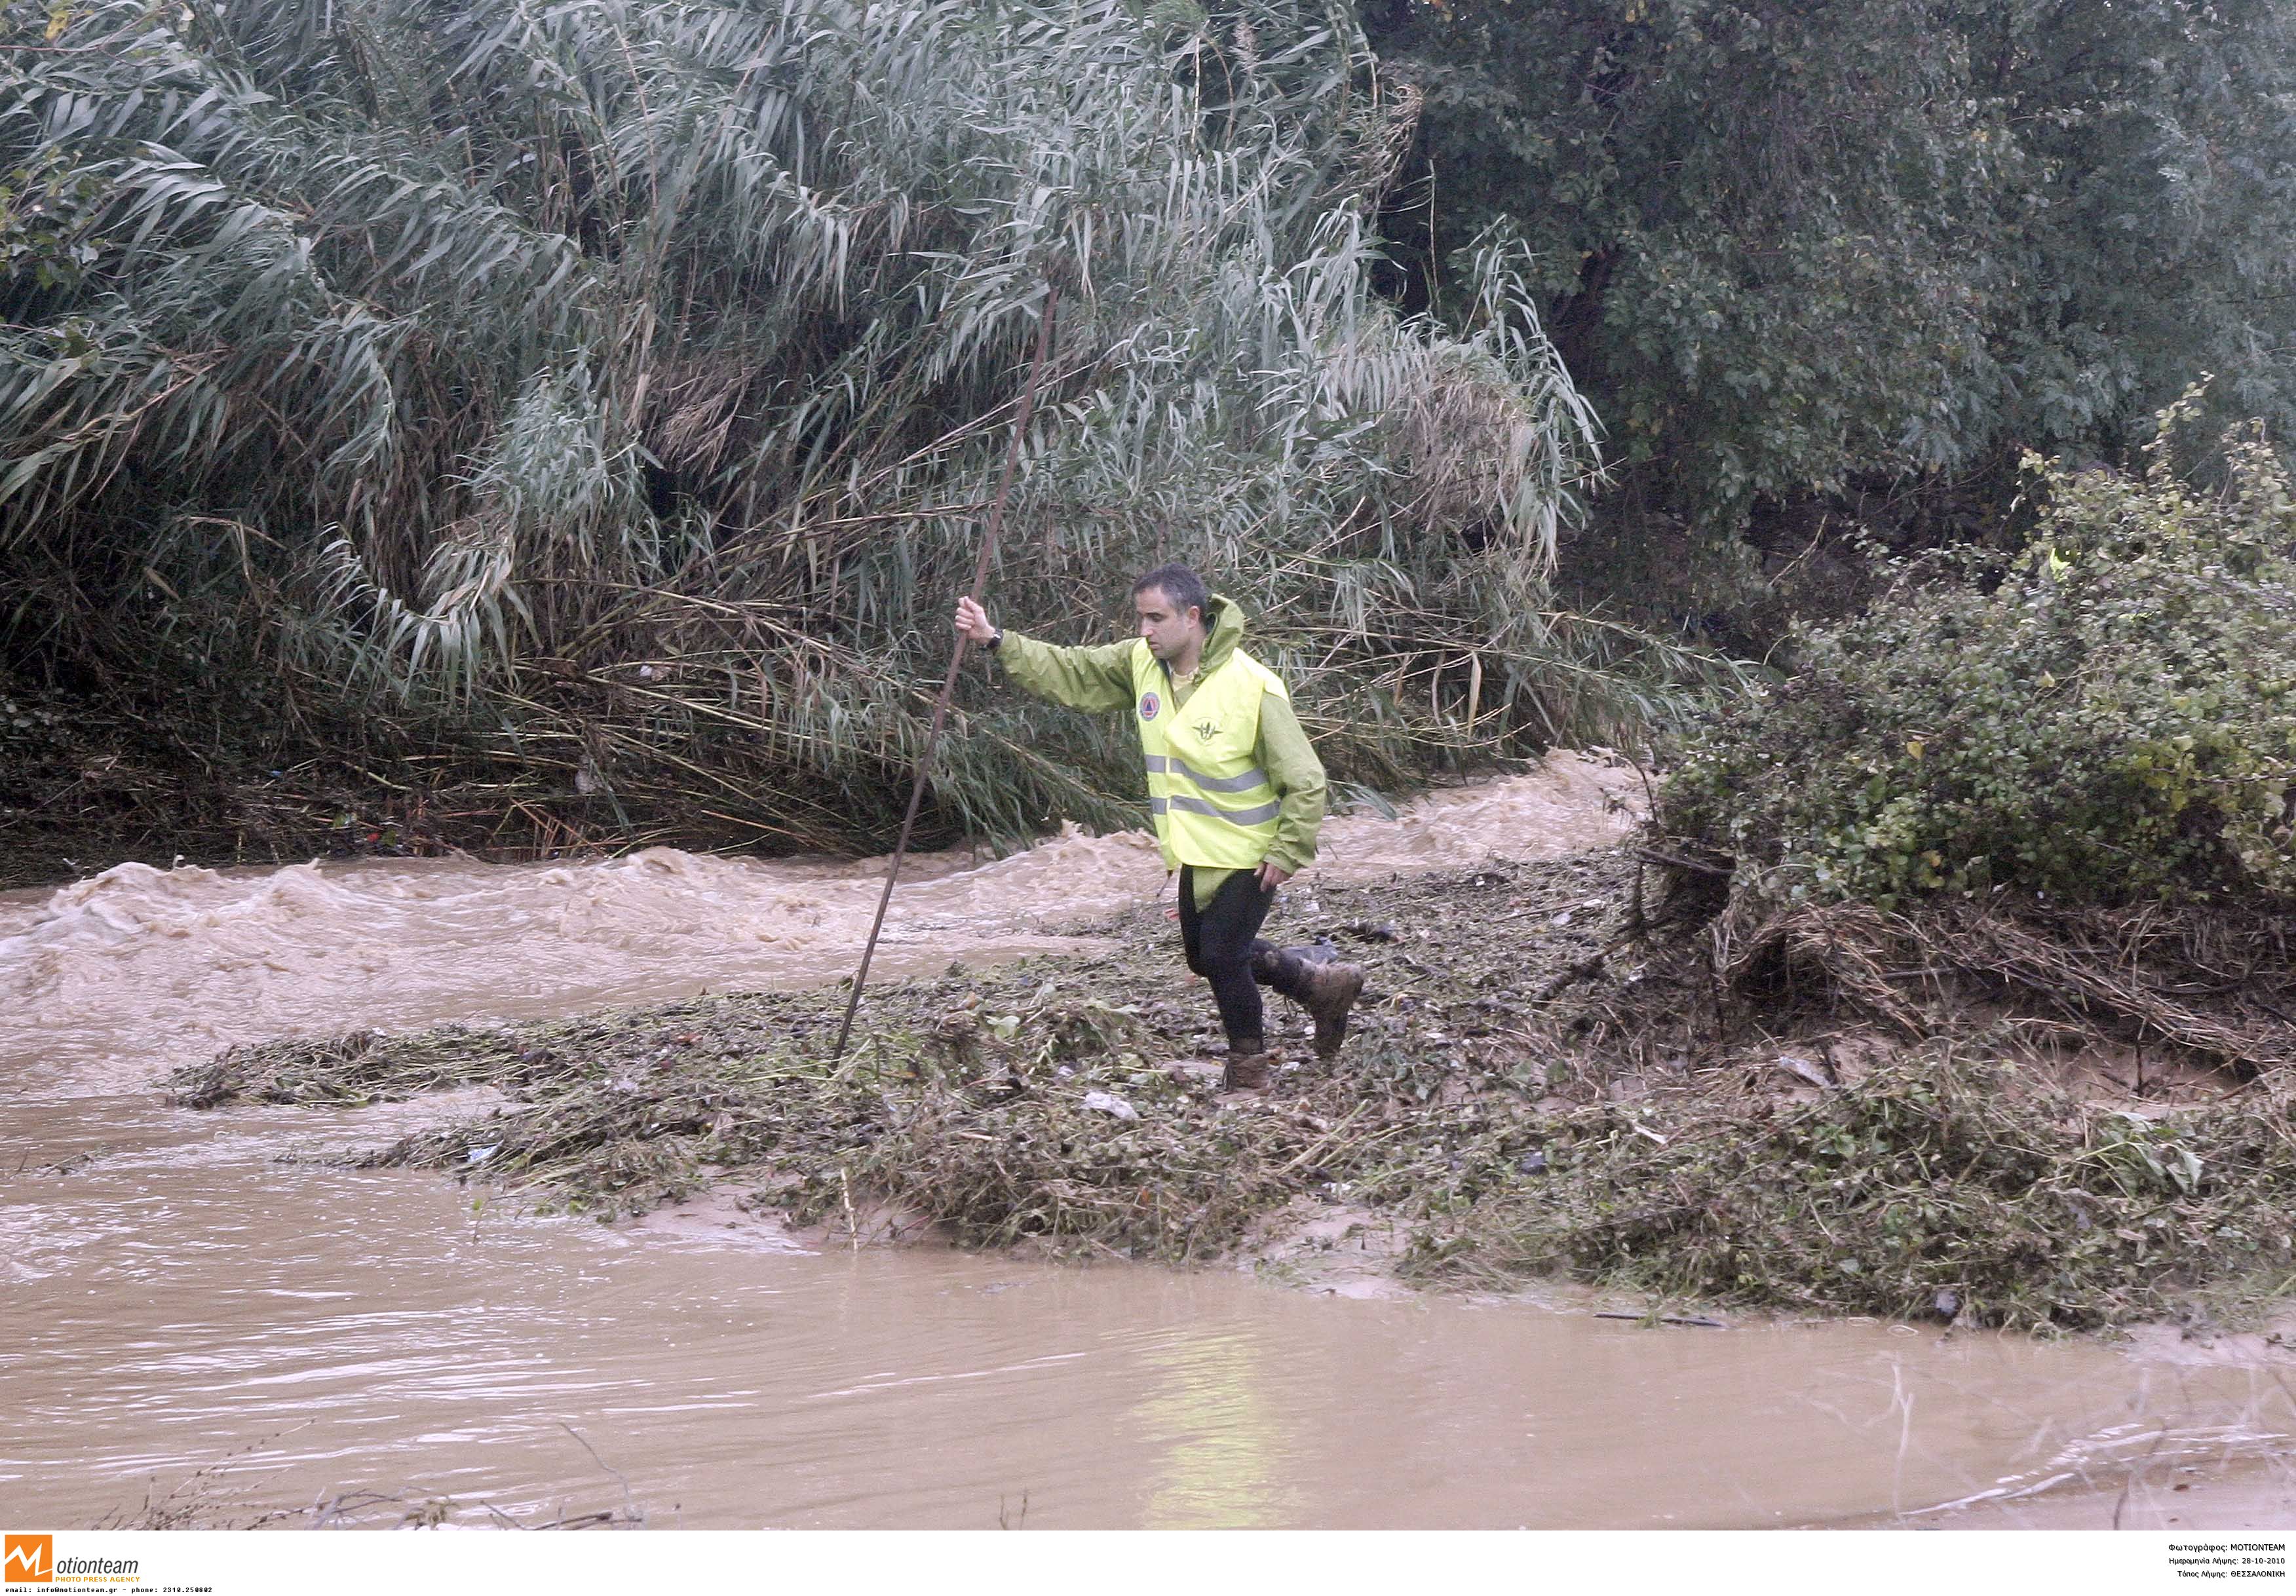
1129,638,1287,869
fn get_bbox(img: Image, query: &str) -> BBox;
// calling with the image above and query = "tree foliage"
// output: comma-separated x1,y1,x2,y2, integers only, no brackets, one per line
1366,0,2296,549
1659,393,2296,912
1,0,1693,851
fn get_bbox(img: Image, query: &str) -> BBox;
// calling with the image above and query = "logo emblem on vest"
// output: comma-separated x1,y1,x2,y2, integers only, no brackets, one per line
1138,692,1159,721
1193,719,1220,744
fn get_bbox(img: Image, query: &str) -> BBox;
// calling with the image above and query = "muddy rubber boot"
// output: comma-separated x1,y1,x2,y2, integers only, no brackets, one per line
1221,1044,1271,1092
1297,961,1366,1058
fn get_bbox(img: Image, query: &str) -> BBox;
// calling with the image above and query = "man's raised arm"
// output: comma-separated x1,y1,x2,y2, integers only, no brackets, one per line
954,596,1136,713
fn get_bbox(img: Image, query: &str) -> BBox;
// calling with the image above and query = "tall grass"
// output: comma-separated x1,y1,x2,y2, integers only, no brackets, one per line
1,0,1711,851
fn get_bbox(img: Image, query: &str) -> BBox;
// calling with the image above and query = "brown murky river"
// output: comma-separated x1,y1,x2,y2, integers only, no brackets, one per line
5,756,2293,1529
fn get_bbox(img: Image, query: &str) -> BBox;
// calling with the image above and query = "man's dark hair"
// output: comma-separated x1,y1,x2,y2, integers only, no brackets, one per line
1132,563,1209,622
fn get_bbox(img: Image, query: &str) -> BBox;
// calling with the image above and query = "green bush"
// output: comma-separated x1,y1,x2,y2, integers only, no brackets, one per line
1659,397,2296,911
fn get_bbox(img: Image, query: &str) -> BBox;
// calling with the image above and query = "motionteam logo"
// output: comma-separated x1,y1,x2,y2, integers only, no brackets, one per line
3,1537,48,1584
3,1536,139,1588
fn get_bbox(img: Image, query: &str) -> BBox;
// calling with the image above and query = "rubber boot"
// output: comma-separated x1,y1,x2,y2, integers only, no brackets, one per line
1296,960,1366,1057
1221,1043,1271,1092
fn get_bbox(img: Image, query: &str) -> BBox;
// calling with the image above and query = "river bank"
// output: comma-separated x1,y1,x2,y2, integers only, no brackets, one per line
0,666,737,893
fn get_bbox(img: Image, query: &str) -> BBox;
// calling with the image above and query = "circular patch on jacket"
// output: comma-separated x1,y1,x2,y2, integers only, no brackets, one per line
1138,691,1160,721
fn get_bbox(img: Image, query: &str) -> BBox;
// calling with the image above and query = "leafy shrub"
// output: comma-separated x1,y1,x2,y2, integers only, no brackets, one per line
1659,397,2296,911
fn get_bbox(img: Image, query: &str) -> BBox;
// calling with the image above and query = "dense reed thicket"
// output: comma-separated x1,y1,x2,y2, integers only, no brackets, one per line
1,0,1704,854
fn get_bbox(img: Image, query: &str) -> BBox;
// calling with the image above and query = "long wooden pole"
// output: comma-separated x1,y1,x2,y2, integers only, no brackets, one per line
832,286,1060,1061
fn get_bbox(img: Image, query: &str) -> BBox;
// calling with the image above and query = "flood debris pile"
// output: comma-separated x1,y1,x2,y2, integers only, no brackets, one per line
172,860,1623,1263
1406,1048,2296,1331
175,846,2296,1331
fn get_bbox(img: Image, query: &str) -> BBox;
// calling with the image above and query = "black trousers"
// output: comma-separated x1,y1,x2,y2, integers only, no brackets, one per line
1176,864,1309,1050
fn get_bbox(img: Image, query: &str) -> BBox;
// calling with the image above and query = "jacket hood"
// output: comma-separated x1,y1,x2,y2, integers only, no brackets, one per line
1196,591,1246,675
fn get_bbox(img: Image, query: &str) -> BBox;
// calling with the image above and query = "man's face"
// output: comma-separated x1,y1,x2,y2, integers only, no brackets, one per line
1134,585,1202,662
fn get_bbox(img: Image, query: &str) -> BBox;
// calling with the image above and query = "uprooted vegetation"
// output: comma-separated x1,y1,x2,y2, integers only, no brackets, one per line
173,848,2296,1334
171,858,1629,1263
1645,406,2296,1082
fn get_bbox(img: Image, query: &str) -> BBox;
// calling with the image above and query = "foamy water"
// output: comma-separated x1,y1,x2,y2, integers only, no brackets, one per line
0,753,1639,1095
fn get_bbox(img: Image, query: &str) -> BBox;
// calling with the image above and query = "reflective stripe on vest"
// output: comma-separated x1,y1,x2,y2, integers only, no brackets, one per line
1141,753,1272,794
1131,639,1289,869
1149,793,1284,827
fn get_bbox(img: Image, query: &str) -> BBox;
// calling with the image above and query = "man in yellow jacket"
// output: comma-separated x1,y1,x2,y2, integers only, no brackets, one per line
955,564,1366,1090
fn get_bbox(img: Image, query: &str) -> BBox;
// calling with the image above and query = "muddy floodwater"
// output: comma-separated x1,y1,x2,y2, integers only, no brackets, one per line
5,757,2293,1529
